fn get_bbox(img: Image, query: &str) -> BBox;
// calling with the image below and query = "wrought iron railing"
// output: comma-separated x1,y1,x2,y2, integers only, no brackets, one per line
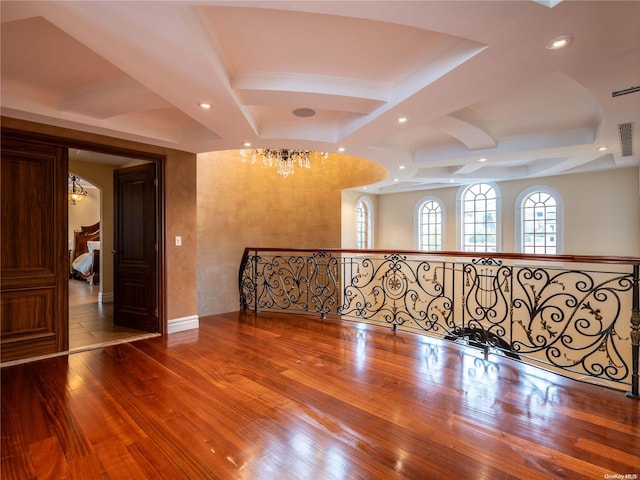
239,248,640,398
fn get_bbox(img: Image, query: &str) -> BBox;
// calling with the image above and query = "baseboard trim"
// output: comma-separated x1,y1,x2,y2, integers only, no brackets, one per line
167,315,199,334
98,292,114,304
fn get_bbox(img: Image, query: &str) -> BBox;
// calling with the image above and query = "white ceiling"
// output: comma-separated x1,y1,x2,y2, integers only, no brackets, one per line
2,1,639,193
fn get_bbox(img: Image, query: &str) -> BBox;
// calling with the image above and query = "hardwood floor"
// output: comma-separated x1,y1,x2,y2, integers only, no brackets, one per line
68,279,153,351
2,311,639,479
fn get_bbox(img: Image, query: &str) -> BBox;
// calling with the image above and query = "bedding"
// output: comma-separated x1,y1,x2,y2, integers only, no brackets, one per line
72,252,94,276
71,222,100,284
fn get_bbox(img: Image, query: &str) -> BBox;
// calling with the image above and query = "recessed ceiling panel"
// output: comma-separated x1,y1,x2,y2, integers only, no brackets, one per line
199,6,457,82
1,16,125,93
1,1,638,191
469,72,600,139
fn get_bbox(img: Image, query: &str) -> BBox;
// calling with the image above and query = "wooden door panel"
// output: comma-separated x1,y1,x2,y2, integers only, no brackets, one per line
114,164,157,332
2,151,56,275
0,288,55,338
1,135,68,362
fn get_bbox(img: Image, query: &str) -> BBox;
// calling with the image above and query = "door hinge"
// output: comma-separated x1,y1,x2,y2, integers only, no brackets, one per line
154,308,159,318
154,178,158,187
155,243,158,252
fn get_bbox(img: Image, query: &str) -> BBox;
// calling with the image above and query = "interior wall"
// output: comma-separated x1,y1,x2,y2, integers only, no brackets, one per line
68,160,114,295
197,150,387,316
165,149,198,320
376,167,640,256
1,117,198,324
67,179,100,254
341,190,379,249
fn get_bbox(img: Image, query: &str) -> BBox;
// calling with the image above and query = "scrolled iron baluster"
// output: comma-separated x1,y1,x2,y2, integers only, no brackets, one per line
308,252,339,318
460,260,512,354
237,249,638,397
511,268,633,385
628,264,640,399
238,249,253,311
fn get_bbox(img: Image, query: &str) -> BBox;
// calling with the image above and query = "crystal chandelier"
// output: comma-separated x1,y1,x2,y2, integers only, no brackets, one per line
241,149,328,177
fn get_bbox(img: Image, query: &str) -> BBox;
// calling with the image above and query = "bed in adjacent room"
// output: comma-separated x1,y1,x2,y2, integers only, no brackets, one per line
71,221,100,285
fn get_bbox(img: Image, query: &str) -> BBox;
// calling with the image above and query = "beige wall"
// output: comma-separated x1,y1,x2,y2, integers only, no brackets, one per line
68,160,115,295
1,117,198,323
376,167,640,256
8,117,636,329
197,150,387,315
341,190,379,249
68,177,100,252
165,150,198,320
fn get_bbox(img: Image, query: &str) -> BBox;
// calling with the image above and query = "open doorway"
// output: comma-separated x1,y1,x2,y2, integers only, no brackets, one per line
68,149,159,351
0,127,166,364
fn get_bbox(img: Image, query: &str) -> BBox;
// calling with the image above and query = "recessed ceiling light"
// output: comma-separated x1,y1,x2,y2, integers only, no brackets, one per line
398,117,408,124
449,179,455,183
546,34,573,50
478,158,488,162
399,165,406,170
293,108,315,118
243,142,252,147
393,178,399,182
597,146,608,151
337,147,345,152
199,102,211,109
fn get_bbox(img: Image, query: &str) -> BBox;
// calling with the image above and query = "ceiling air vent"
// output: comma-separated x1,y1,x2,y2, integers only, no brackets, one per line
618,122,633,157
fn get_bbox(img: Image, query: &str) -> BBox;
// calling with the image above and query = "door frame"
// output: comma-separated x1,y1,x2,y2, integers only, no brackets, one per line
3,127,166,336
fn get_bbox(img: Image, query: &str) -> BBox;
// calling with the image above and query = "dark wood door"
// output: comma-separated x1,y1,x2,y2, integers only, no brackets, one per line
1,135,69,362
114,163,158,332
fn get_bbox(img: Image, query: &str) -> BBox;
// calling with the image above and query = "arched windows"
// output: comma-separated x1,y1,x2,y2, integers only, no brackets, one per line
416,197,443,251
356,196,373,249
408,183,560,254
516,186,562,254
459,183,500,252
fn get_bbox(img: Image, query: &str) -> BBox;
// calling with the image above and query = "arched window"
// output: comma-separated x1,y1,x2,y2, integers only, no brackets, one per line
459,183,500,252
355,196,373,249
516,186,562,254
415,197,443,251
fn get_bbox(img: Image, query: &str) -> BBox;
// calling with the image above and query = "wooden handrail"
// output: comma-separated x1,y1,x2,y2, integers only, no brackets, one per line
242,247,640,266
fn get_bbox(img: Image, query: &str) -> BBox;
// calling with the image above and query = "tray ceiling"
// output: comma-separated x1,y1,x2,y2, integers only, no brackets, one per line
2,1,638,192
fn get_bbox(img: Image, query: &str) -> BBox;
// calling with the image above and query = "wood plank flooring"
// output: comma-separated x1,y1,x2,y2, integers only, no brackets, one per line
2,311,639,479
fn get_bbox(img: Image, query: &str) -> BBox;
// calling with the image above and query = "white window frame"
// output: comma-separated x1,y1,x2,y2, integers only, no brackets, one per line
457,182,501,252
515,185,563,254
414,196,444,251
355,196,374,249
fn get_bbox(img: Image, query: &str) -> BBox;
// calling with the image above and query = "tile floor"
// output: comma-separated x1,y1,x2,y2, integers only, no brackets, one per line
69,279,154,351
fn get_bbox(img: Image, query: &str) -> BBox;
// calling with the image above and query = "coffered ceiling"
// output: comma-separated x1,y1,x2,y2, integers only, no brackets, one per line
1,1,638,192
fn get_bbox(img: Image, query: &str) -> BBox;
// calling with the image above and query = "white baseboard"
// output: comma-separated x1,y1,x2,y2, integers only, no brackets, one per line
168,315,199,334
98,292,114,304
